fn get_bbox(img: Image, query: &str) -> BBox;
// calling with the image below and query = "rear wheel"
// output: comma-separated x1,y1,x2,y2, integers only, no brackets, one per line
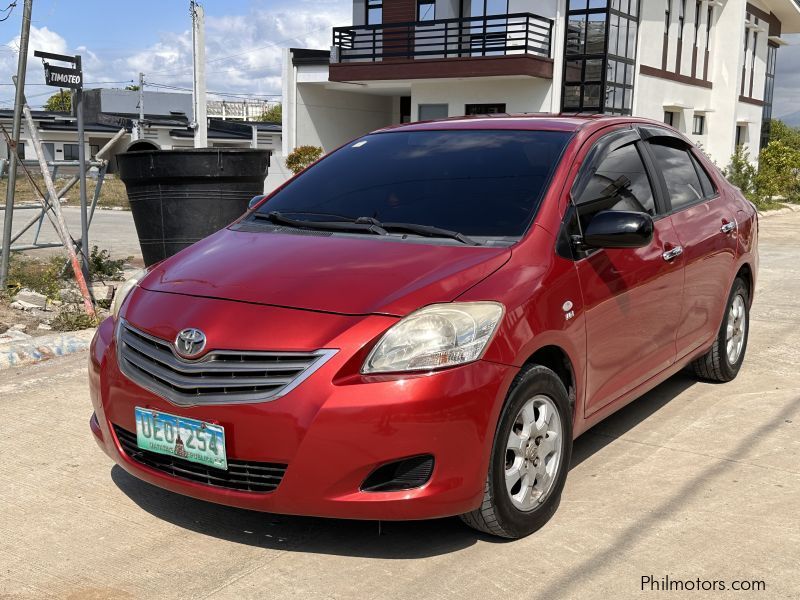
460,365,572,539
691,277,750,382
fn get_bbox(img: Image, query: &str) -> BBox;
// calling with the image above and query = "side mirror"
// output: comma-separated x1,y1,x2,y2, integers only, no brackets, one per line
248,195,266,210
583,210,654,249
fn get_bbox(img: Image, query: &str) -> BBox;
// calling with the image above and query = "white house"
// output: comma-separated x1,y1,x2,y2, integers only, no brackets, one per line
282,0,800,166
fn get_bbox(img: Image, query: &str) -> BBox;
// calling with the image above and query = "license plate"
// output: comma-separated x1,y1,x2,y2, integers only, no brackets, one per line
135,407,227,470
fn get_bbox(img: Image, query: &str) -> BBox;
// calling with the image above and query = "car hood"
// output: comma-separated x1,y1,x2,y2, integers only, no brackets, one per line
139,228,511,316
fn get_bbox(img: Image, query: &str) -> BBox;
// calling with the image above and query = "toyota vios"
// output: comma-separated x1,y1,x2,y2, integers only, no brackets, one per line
90,115,757,538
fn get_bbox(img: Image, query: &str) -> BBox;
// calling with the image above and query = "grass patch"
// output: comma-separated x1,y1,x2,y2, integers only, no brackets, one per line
0,171,129,210
6,254,66,299
51,305,99,331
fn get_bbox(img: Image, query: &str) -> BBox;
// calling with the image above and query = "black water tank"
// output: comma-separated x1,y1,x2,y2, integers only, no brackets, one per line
117,148,270,266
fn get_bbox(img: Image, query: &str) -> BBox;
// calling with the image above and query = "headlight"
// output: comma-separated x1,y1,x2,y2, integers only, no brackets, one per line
111,268,147,318
362,302,504,374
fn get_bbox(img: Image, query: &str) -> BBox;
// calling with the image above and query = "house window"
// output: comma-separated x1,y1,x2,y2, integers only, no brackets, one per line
692,114,705,135
761,43,778,149
465,103,506,115
63,143,80,161
14,141,24,160
418,104,449,121
417,0,435,21
664,111,676,127
400,96,411,124
366,0,382,25
736,125,747,147
562,0,639,116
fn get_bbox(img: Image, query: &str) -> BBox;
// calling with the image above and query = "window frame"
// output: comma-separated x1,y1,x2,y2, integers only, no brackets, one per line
465,103,507,115
63,143,80,161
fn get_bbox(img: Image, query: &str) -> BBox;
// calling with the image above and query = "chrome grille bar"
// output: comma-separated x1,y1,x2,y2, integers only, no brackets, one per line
116,319,336,406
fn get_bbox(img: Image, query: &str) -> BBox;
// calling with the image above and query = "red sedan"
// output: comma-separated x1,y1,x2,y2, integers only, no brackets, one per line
90,115,757,538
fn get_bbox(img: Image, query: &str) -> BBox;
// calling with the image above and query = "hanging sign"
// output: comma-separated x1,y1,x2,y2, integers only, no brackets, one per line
43,63,82,89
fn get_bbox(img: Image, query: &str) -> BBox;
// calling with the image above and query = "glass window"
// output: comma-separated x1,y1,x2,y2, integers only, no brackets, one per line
648,142,704,211
576,141,657,232
690,153,716,198
692,114,705,135
465,103,506,115
366,0,382,25
257,130,572,241
417,0,435,21
664,111,675,126
63,143,80,161
418,104,449,121
15,141,24,159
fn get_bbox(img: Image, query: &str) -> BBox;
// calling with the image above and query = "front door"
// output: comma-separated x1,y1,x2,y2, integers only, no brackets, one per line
569,131,685,415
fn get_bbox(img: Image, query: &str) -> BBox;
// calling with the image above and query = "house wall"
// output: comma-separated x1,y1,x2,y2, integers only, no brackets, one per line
411,76,552,119
295,84,394,152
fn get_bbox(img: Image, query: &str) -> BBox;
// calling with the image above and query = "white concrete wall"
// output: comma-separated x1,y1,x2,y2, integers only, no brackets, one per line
411,77,552,119
296,85,394,152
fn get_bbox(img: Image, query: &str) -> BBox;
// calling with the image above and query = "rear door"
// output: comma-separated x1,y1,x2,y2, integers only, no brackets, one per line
642,133,738,359
566,129,685,416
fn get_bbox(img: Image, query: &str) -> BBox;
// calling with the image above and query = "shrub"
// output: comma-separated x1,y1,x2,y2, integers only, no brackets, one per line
755,141,800,203
89,246,127,281
286,146,323,175
6,255,66,299
724,145,757,198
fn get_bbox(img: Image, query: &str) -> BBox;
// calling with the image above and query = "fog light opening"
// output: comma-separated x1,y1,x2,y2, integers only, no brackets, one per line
360,455,434,492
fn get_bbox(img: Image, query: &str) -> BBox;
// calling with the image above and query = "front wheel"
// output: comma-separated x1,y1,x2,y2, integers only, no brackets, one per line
460,365,572,539
691,277,750,382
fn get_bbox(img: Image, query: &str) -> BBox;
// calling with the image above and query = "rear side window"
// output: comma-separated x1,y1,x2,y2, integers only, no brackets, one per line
690,153,716,198
575,141,656,232
648,142,704,211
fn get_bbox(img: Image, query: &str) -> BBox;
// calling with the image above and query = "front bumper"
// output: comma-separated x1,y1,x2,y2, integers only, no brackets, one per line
89,306,515,520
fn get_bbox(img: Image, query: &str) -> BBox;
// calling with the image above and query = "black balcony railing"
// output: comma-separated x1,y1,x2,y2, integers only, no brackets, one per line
332,12,553,63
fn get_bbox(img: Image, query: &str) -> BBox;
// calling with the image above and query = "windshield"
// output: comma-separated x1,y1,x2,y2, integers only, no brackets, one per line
256,129,571,242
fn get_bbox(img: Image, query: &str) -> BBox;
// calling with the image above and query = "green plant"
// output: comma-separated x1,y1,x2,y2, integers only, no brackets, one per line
257,103,282,123
724,145,758,198
43,89,71,112
52,305,98,331
89,246,127,281
6,255,67,299
755,140,800,204
286,145,323,175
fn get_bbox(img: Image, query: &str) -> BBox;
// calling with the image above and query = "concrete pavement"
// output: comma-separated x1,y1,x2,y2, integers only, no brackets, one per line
0,212,798,599
0,206,141,261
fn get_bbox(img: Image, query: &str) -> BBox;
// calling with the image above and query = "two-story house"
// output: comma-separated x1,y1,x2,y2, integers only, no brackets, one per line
282,0,799,166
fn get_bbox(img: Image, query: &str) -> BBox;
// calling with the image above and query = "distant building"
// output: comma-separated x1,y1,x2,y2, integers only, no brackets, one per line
0,89,283,191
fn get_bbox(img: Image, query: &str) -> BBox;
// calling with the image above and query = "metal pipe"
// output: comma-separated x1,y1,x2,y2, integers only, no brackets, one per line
0,0,33,289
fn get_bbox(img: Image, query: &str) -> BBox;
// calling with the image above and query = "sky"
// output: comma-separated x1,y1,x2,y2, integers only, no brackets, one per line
0,0,798,118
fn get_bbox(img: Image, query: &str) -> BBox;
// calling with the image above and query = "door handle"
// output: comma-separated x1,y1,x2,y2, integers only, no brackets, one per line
662,246,684,261
720,221,736,234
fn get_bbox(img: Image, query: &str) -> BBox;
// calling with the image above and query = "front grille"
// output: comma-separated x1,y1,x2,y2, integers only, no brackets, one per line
116,319,336,406
114,425,287,493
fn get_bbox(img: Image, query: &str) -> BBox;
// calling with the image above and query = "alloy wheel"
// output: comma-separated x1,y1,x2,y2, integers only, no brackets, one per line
726,293,747,364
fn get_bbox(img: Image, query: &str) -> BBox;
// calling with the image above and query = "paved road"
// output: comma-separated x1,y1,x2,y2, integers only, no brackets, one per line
0,206,141,262
1,213,799,599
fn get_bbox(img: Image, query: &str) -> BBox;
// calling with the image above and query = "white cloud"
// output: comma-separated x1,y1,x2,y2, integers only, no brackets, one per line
0,3,349,108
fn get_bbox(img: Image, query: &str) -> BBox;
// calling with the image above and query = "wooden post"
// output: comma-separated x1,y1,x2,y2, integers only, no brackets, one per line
22,105,96,319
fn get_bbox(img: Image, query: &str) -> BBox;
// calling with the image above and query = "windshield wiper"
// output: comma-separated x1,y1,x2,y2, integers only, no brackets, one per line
377,221,480,246
254,211,387,236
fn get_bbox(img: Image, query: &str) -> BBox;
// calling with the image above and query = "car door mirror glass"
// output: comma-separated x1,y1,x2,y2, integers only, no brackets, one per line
583,210,654,249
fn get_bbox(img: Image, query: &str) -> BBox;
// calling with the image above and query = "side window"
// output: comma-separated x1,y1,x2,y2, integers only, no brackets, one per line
690,153,716,198
575,141,656,232
648,141,704,211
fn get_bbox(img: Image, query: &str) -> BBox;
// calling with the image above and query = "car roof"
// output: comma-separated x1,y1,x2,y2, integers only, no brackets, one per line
374,113,666,135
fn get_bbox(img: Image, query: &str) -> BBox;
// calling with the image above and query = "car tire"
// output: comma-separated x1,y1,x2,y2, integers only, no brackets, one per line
691,277,750,382
460,365,572,539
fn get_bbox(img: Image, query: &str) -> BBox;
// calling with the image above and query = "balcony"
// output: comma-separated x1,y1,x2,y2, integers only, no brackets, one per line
329,12,555,82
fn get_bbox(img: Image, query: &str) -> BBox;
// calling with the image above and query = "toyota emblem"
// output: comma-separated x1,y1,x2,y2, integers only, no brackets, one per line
174,328,207,358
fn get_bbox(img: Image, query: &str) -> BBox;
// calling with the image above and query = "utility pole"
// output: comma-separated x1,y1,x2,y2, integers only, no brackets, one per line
191,1,207,148
0,0,33,290
74,53,89,283
134,71,145,140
